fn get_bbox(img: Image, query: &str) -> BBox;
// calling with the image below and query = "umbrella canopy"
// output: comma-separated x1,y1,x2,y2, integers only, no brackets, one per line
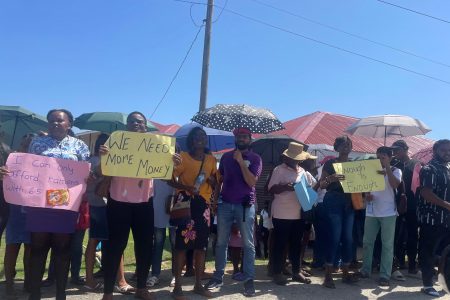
174,122,235,152
191,104,285,134
412,146,433,164
74,112,157,134
251,135,308,165
346,114,431,144
0,105,48,150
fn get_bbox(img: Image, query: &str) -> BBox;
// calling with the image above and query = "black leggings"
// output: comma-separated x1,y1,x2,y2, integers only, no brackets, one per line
272,218,305,275
28,232,72,300
102,198,154,294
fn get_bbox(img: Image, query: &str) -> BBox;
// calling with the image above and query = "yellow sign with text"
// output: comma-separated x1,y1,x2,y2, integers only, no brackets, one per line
332,159,385,193
101,131,175,179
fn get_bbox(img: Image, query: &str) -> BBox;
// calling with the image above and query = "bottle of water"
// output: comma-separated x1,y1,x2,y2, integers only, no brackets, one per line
194,171,205,193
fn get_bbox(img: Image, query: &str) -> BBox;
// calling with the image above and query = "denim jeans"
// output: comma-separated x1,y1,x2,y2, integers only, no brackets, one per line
213,201,255,281
361,216,396,279
71,229,86,279
151,227,166,277
312,203,328,267
323,191,354,266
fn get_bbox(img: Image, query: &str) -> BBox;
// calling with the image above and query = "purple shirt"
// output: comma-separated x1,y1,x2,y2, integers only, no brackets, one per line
219,150,262,204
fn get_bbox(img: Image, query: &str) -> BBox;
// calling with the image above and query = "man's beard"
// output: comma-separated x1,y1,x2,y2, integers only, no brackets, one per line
236,143,250,151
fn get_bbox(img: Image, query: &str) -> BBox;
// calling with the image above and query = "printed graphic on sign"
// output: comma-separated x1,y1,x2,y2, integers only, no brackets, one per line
101,131,175,179
333,159,385,193
3,153,90,211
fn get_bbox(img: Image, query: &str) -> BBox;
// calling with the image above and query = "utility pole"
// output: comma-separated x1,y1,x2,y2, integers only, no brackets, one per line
198,0,214,112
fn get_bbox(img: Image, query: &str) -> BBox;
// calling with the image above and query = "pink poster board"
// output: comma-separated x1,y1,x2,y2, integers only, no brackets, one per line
3,153,91,212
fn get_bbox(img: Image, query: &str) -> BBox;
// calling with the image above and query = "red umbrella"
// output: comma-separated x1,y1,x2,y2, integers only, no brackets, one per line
412,146,433,164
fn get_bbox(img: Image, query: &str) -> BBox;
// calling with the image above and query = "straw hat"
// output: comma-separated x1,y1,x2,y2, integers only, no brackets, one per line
282,142,317,161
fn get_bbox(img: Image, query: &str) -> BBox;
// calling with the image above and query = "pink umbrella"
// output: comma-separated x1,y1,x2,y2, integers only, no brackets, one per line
412,146,433,164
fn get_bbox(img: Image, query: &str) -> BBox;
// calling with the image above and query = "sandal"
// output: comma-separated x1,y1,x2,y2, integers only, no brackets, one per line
84,282,104,292
421,287,440,297
135,289,155,300
114,284,136,294
301,269,312,277
193,285,214,298
292,273,311,284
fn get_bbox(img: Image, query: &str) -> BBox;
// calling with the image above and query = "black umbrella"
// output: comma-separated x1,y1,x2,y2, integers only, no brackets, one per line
191,104,285,134
251,135,308,165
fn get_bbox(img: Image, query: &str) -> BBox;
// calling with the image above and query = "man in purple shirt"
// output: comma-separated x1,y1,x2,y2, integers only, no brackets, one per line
205,127,262,297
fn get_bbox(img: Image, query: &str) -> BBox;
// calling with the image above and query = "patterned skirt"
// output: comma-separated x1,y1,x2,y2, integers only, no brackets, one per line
175,195,210,251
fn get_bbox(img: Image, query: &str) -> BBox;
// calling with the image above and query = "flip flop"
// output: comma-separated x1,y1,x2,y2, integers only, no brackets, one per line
114,284,136,294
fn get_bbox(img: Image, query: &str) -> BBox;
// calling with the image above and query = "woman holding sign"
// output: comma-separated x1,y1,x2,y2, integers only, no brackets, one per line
25,109,90,300
170,127,218,300
100,112,180,300
319,135,360,288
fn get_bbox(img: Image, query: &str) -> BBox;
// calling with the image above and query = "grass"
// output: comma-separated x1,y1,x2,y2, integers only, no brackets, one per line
0,229,270,281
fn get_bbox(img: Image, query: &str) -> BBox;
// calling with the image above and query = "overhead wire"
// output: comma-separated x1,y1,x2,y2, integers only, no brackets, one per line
150,24,205,119
173,0,450,86
376,0,450,24
248,0,450,68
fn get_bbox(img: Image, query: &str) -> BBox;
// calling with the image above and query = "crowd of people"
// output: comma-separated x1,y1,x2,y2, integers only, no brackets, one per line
0,108,449,300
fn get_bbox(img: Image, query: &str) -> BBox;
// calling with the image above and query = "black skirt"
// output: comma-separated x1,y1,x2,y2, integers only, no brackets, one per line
175,195,210,251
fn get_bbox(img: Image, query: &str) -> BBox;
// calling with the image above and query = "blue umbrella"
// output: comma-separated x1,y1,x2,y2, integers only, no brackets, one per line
174,122,235,152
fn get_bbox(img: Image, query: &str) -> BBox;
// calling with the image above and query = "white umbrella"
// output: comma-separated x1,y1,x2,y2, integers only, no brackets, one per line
346,114,431,145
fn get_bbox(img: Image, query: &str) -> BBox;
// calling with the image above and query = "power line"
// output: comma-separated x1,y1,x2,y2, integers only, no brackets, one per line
213,0,229,23
248,0,450,68
150,25,205,119
376,0,450,24
173,0,450,86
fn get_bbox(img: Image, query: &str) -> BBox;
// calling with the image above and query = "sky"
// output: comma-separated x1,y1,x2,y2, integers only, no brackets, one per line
0,0,449,140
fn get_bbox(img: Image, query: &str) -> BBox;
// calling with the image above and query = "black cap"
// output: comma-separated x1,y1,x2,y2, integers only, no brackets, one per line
391,140,408,150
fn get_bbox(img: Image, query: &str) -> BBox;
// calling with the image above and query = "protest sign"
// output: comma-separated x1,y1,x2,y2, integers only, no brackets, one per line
333,159,385,193
101,131,175,179
3,153,90,211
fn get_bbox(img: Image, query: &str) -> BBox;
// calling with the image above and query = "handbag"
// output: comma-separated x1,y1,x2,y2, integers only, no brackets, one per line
351,193,365,210
396,180,408,215
76,195,90,230
169,156,205,227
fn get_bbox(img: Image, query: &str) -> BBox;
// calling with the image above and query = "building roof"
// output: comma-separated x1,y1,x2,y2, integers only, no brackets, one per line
272,111,433,154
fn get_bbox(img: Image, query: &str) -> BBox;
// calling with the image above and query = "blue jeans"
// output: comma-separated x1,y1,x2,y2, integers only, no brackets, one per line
323,191,354,266
71,229,86,279
213,201,255,281
151,227,166,277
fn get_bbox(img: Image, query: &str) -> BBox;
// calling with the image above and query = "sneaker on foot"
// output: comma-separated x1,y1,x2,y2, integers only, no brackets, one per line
243,279,256,297
146,276,159,287
170,276,176,287
204,278,223,290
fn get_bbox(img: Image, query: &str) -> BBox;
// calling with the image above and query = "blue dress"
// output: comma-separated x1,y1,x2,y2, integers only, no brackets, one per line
26,135,90,233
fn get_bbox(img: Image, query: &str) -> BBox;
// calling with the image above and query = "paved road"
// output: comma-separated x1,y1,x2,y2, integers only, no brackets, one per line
1,266,448,300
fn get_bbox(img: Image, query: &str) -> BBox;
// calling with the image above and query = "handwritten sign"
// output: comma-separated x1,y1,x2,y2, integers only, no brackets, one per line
3,153,91,211
333,159,385,193
101,131,175,179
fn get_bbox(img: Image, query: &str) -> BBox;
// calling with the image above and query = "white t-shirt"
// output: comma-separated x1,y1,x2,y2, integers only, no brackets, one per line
366,168,402,218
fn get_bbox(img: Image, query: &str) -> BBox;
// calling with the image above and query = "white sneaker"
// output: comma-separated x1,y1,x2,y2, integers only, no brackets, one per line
170,276,176,287
146,276,159,287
